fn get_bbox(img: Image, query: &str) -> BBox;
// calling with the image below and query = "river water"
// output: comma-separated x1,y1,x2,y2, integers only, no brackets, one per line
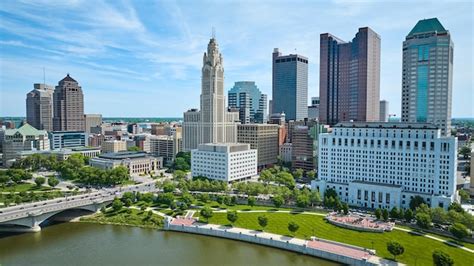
0,223,340,266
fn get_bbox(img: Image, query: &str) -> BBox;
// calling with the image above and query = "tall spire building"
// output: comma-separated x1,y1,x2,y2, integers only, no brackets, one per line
183,38,239,151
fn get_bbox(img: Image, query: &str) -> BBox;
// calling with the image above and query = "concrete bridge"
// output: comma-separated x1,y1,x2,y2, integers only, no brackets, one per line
0,181,158,232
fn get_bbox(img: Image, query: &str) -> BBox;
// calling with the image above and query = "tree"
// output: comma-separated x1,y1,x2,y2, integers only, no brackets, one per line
34,177,46,187
288,221,299,236
310,191,321,206
275,171,295,189
247,196,256,207
404,209,414,223
259,169,274,184
409,196,426,210
389,207,399,219
375,208,382,220
200,206,213,223
342,203,349,215
382,208,389,221
47,176,59,187
227,210,238,226
387,241,404,260
272,195,284,208
459,189,470,203
296,194,310,208
199,193,210,203
416,212,432,229
112,198,123,212
162,181,176,193
306,170,316,180
258,215,268,231
173,170,187,180
449,223,469,241
182,193,195,205
459,145,471,159
127,146,141,152
292,169,303,179
431,207,448,224
448,202,464,213
432,250,454,266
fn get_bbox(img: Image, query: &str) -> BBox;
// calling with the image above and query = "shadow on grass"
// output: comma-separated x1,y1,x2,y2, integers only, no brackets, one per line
266,209,279,212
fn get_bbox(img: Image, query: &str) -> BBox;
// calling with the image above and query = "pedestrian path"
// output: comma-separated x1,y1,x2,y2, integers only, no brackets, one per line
394,226,474,253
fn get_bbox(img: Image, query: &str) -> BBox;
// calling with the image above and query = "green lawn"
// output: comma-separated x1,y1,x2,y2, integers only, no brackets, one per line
80,208,163,229
197,212,474,266
0,183,54,193
395,224,474,250
194,200,326,213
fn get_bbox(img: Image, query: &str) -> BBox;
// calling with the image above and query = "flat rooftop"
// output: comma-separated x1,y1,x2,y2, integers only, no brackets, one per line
334,122,439,130
99,151,148,160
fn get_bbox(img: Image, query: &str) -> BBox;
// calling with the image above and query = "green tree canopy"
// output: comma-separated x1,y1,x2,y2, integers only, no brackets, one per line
387,241,404,260
258,215,268,231
432,250,454,266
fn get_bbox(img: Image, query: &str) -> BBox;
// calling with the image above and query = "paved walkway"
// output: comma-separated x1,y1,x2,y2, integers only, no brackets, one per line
211,209,327,216
394,226,474,253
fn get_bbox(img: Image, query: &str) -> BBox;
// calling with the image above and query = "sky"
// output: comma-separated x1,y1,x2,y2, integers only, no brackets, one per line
0,0,473,118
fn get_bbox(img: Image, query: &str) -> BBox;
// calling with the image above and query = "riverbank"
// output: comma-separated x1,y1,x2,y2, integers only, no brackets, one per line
165,217,399,266
78,208,163,229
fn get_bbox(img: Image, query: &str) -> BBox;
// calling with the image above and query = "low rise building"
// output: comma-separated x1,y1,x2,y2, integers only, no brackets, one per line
90,151,162,175
237,124,279,168
2,123,50,167
150,134,182,165
101,140,127,153
191,143,257,182
312,122,458,210
49,131,87,150
280,143,292,163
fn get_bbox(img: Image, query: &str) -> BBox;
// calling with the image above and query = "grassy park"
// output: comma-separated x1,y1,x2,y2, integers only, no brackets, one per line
196,211,474,266
80,208,163,229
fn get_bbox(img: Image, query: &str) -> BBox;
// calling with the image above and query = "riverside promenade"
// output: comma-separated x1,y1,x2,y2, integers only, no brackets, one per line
164,217,403,266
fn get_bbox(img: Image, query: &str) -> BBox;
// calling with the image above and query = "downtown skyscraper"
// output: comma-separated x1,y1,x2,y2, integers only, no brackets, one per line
401,18,453,136
272,48,308,121
52,74,85,131
26,83,54,131
319,27,381,125
228,81,267,124
182,37,238,151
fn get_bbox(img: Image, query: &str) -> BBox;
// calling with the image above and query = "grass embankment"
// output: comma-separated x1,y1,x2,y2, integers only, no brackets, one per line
196,212,474,266
0,183,55,193
80,208,164,229
395,224,474,251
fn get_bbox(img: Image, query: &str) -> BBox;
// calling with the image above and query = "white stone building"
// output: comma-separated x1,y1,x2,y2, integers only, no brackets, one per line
279,143,292,163
90,151,162,175
311,122,458,210
191,143,257,182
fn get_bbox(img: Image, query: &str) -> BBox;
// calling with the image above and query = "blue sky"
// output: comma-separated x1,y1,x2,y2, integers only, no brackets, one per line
0,0,473,117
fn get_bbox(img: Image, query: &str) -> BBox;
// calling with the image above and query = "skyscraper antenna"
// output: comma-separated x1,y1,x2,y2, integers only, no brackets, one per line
212,27,215,39
43,67,46,85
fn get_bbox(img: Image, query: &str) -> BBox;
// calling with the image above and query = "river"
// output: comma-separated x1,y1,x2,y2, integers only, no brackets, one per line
0,222,340,266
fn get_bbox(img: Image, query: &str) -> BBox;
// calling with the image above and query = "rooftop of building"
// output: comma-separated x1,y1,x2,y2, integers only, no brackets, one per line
4,123,47,136
333,122,439,130
99,151,149,160
351,180,403,188
50,131,86,134
407,18,447,37
59,73,77,83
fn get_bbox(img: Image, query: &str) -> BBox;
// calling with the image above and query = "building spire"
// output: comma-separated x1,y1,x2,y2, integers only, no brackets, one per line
212,26,215,39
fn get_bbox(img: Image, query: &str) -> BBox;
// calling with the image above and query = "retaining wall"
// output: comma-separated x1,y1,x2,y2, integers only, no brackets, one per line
165,222,378,266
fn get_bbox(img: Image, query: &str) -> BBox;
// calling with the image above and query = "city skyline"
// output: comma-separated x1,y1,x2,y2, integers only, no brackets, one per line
0,1,473,118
